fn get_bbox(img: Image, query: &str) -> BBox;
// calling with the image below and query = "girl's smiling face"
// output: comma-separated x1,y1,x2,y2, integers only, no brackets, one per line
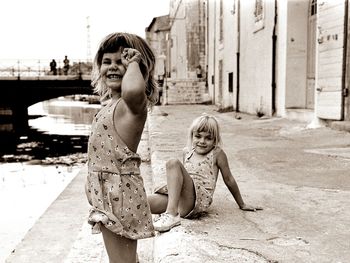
192,131,215,155
100,48,126,94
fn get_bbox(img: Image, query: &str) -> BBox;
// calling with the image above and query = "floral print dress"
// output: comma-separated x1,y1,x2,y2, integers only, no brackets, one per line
155,147,220,218
85,99,155,240
183,147,219,217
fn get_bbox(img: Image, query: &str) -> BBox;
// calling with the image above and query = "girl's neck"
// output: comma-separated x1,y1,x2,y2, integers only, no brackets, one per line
111,92,121,100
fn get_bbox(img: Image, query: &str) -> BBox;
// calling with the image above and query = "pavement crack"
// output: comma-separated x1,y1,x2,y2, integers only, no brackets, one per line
212,240,278,262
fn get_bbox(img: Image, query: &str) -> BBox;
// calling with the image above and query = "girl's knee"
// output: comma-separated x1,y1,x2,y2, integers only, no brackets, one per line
166,159,181,169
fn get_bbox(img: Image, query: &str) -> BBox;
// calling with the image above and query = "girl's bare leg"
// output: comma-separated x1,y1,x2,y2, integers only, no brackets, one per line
101,224,137,263
164,159,195,217
148,193,168,214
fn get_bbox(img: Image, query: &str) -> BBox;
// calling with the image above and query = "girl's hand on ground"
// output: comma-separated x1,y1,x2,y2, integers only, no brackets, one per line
240,204,263,212
122,48,141,67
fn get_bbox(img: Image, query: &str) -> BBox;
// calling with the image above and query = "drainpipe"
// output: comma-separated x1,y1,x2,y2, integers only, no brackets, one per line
342,0,349,120
212,0,216,104
236,0,240,112
271,0,277,115
205,0,209,92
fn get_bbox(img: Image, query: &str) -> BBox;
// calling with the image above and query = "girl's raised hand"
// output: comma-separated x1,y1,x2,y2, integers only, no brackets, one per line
121,48,141,67
240,204,263,212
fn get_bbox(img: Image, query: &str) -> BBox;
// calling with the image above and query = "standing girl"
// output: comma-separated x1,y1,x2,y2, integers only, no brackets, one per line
148,114,262,232
85,32,158,262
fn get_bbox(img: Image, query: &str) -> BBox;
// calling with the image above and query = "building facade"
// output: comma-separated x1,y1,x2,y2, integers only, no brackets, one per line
208,0,349,123
165,0,209,104
149,0,350,124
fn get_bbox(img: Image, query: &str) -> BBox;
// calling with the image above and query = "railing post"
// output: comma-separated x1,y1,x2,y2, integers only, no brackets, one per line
17,60,20,80
78,61,82,79
38,60,41,78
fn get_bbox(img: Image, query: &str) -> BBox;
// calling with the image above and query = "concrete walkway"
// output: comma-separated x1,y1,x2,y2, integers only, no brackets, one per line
148,105,350,263
6,104,350,262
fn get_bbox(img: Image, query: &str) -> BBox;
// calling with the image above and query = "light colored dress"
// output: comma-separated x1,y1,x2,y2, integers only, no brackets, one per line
85,99,155,240
155,147,220,218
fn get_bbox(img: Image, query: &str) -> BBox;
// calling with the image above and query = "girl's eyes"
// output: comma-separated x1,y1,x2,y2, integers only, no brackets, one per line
194,134,213,140
102,59,122,65
102,59,111,65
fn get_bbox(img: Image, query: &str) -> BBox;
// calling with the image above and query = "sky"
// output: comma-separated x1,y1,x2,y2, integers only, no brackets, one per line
0,0,169,63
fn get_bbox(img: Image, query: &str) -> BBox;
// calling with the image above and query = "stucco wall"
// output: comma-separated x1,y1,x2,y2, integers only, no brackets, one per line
239,0,275,116
316,1,345,120
285,0,309,108
217,0,237,109
206,0,237,109
169,3,187,79
207,0,216,102
169,0,206,80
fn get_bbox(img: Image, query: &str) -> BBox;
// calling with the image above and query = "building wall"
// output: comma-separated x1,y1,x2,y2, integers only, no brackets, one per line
218,0,237,109
275,0,288,117
169,1,187,79
316,0,345,120
206,0,315,117
145,17,169,78
169,0,206,79
207,0,237,109
207,0,216,102
346,0,350,121
239,0,275,116
222,0,239,109
285,0,309,109
167,0,208,104
186,0,206,77
162,0,347,121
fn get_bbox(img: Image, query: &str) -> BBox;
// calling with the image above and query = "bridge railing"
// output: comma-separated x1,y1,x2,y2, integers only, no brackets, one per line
0,59,93,79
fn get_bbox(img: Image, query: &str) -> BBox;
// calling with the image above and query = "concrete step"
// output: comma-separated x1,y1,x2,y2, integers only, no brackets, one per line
6,165,154,263
331,121,350,132
285,108,314,123
6,167,90,263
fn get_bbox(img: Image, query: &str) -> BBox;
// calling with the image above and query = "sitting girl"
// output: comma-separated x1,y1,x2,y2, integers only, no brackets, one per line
148,114,262,232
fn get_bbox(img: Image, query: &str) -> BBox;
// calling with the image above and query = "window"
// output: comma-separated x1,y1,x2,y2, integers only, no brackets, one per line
254,0,265,32
311,0,317,16
228,72,233,93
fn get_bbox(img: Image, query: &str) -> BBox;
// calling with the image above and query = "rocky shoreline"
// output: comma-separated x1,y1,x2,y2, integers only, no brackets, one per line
0,133,89,165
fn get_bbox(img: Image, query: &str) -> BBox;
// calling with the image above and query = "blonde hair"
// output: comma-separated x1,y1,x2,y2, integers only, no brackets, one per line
187,114,222,149
91,32,158,106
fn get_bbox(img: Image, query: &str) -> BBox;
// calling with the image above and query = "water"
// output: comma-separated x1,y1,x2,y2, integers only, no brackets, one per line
1,96,100,163
0,164,79,262
0,96,100,262
30,98,99,135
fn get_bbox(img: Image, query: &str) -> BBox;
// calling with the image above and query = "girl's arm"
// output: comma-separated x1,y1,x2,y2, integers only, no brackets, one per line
216,149,262,211
121,49,147,114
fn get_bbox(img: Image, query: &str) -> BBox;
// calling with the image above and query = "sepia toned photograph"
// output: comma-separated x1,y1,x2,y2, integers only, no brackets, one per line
0,0,349,262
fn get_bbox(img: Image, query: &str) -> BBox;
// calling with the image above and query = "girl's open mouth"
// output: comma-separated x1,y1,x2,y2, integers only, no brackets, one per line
107,74,122,80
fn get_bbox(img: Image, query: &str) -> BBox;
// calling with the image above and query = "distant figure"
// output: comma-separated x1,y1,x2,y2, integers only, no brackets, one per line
63,55,70,75
50,59,57,75
196,65,203,78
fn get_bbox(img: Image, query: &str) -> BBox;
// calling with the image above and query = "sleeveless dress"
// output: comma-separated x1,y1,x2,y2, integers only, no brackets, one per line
155,147,220,218
85,99,155,240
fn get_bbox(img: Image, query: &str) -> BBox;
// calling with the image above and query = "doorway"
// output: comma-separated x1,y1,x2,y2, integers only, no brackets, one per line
306,0,317,109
